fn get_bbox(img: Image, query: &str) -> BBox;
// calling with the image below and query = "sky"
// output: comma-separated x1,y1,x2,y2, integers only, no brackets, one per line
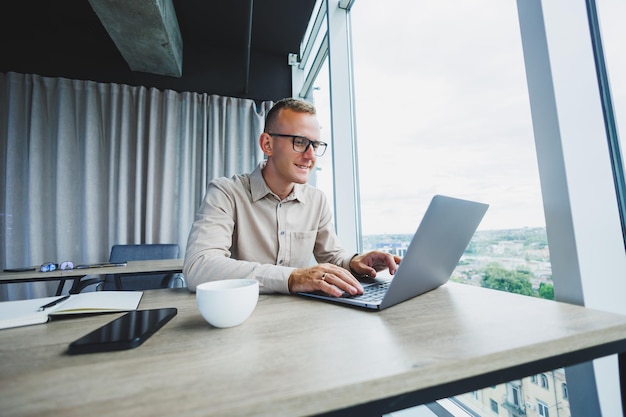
313,0,626,236
313,0,542,234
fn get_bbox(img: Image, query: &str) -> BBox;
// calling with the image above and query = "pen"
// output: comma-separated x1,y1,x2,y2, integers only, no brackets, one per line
38,295,71,312
75,262,127,269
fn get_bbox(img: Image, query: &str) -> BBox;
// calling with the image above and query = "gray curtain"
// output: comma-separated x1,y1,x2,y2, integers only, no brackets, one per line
0,72,271,300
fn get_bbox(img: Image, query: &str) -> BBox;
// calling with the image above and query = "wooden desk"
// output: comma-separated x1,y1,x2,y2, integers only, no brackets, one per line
0,259,183,295
1,282,626,417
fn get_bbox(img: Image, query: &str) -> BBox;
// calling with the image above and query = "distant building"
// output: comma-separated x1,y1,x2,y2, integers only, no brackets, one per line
373,241,409,258
490,241,525,255
454,369,570,417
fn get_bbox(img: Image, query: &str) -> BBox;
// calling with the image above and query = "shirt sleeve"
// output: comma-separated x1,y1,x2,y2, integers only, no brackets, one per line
183,179,294,294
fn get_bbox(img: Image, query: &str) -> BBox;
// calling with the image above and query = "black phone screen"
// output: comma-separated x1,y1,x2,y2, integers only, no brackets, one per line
67,308,177,354
3,267,36,272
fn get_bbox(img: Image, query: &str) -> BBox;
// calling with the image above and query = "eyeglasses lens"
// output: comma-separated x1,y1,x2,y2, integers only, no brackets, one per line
293,137,326,156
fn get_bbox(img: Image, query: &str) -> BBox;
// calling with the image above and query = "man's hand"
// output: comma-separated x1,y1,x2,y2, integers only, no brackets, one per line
349,251,401,278
288,263,363,297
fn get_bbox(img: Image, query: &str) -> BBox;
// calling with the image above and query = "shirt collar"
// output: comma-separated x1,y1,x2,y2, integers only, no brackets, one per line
250,161,307,203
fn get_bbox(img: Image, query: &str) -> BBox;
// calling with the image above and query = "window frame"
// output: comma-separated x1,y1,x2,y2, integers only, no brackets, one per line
291,0,361,254
518,1,626,415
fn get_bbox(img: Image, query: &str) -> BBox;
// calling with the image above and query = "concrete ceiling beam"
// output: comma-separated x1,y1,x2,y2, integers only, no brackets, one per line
88,0,183,77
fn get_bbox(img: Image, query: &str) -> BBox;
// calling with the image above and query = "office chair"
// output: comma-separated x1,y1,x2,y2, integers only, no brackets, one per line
101,244,184,291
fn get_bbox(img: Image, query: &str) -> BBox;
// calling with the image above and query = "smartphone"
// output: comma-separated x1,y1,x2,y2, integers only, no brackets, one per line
3,267,36,272
67,308,177,354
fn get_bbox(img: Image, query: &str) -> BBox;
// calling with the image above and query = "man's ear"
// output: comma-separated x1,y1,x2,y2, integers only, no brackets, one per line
260,132,273,156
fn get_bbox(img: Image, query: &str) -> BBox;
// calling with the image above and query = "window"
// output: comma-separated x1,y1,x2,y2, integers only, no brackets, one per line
531,375,538,384
351,0,544,236
538,400,550,417
490,398,499,414
509,384,522,407
349,0,558,414
351,0,552,301
562,382,569,400
540,373,549,390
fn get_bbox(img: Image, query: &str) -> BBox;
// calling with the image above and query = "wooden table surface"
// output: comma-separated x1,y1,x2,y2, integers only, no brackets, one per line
1,282,626,417
0,259,184,282
0,259,183,294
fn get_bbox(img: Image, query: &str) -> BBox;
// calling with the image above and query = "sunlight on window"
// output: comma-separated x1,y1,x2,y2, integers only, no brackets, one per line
351,0,543,235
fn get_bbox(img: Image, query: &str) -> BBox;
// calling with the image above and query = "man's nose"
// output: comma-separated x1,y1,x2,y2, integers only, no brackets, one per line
303,143,316,158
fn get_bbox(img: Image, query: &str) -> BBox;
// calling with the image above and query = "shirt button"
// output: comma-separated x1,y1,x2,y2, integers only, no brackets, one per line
280,231,285,235
279,259,283,264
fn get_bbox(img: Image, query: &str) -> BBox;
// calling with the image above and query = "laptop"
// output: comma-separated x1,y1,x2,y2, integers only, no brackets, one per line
298,195,489,310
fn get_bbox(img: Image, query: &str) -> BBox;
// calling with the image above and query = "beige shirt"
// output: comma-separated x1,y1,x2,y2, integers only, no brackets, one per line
183,162,353,293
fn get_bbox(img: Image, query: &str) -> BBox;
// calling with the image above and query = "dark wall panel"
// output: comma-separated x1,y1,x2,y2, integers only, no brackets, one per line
0,0,315,102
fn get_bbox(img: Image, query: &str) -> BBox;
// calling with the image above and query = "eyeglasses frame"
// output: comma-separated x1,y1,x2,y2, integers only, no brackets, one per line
267,133,328,156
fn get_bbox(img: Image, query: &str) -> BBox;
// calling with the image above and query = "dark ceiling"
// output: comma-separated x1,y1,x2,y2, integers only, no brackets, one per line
0,0,317,101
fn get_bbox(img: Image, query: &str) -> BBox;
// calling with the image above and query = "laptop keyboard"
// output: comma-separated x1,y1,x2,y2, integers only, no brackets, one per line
345,281,391,301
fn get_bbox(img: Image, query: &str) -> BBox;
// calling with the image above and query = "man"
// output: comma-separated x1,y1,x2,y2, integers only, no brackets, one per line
184,98,400,297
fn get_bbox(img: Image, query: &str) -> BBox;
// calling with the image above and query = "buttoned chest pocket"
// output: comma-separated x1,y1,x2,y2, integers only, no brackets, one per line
288,231,317,267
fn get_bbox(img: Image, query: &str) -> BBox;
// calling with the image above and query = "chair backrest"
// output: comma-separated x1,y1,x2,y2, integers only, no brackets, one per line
102,244,180,291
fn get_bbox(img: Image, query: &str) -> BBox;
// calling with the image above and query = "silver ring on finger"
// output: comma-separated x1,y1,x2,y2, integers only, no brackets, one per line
321,273,327,280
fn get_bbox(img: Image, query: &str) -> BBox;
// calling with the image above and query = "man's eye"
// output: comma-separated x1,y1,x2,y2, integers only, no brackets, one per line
294,137,308,147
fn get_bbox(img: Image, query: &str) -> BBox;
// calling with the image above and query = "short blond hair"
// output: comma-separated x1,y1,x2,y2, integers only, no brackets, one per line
264,98,316,132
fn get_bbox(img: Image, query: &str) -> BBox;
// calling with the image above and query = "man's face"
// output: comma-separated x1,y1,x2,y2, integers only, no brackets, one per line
267,109,321,185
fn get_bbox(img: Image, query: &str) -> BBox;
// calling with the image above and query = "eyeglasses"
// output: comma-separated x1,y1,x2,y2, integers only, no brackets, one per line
267,133,328,156
40,262,58,272
40,261,75,272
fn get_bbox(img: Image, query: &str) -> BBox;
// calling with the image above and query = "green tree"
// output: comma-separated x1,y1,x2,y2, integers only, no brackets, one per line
481,262,534,296
538,282,555,300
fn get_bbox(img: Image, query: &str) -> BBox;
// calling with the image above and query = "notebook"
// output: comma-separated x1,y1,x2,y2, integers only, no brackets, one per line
298,195,488,310
0,291,143,330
